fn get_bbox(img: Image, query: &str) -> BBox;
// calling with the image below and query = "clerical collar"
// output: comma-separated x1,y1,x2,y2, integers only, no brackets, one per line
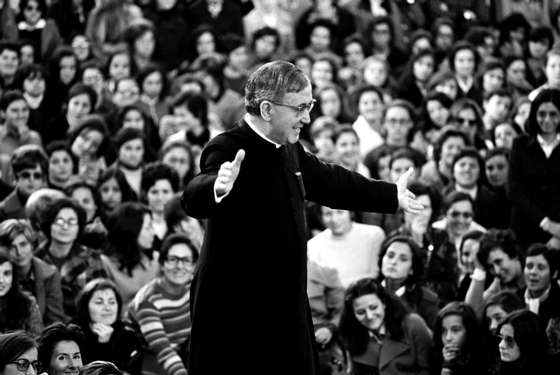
244,114,282,148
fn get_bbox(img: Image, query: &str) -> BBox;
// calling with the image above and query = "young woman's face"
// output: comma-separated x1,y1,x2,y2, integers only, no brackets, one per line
99,177,122,210
137,213,154,249
404,194,432,229
335,132,360,168
311,60,333,89
109,53,131,81
147,179,174,214
142,71,163,99
456,108,478,140
228,45,249,70
49,150,74,183
9,234,35,271
461,238,479,273
446,200,474,237
321,207,352,236
134,30,155,58
122,109,145,131
23,74,45,97
440,136,465,167
72,129,103,158
441,314,467,350
486,304,507,334
2,347,38,375
524,254,552,296
435,79,458,100
498,324,520,362
358,91,384,123
483,68,505,93
353,292,385,331
381,241,413,281
427,99,449,128
344,41,365,69
485,154,508,187
49,341,82,375
506,59,526,87
413,55,434,83
71,35,91,61
67,94,92,119
493,123,516,149
23,0,42,25
319,88,341,118
20,44,35,66
88,288,118,326
71,187,96,222
536,101,560,136
453,156,480,189
529,39,549,59
454,49,475,78
162,147,191,179
545,54,560,86
113,79,140,107
50,208,79,245
59,56,77,85
371,22,391,48
196,31,216,56
363,60,387,87
0,261,13,297
389,157,414,183
4,99,29,128
118,138,144,169
514,101,531,130
309,25,330,51
162,243,195,286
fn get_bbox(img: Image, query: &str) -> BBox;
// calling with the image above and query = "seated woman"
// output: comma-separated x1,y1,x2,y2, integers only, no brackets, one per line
432,302,487,375
74,278,143,374
35,198,108,317
338,278,432,375
38,322,84,375
128,233,198,375
377,234,439,330
0,252,43,335
100,202,159,307
0,331,40,375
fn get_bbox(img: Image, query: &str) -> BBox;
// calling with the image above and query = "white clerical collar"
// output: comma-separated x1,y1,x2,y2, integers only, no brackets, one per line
244,114,282,148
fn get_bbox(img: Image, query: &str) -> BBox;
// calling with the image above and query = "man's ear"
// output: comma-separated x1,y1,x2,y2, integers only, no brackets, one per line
260,101,273,122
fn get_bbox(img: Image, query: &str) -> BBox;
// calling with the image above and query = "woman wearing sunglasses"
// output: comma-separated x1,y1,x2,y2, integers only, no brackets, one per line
0,330,40,375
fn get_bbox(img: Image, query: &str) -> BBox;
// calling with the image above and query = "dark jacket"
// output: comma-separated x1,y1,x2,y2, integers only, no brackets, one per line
402,285,439,331
183,119,399,375
25,257,66,325
0,189,26,222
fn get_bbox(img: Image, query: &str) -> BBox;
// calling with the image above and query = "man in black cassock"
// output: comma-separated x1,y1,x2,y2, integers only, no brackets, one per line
183,61,422,375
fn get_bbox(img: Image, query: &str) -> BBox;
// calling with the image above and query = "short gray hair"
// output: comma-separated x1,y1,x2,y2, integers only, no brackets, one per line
244,60,310,116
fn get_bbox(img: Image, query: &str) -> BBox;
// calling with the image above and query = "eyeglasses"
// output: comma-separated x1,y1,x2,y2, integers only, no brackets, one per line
269,99,316,115
7,359,41,372
457,117,477,126
17,171,44,180
449,211,473,219
165,256,194,267
25,5,39,11
53,217,79,228
496,333,516,348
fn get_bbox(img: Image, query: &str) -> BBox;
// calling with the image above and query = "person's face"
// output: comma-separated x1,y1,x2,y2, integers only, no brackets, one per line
2,347,38,375
319,88,341,118
9,234,34,270
0,261,14,297
23,0,42,24
427,99,449,128
113,79,140,107
478,36,496,61
441,314,467,350
163,243,195,286
486,304,508,335
413,55,434,83
82,68,104,94
435,79,458,100
363,60,387,87
524,254,552,295
196,32,215,56
20,45,35,66
344,42,365,69
0,49,19,77
15,165,45,197
441,136,465,167
412,37,432,55
99,177,122,210
485,96,511,123
67,93,91,119
335,132,359,167
529,39,549,59
309,25,330,51
156,0,177,10
483,68,505,93
88,288,118,325
254,35,277,60
321,207,352,236
353,293,385,331
453,156,479,189
390,157,414,183
488,248,518,283
435,24,454,50
372,23,391,47
268,84,313,144
135,31,155,57
23,74,46,97
162,147,190,179
381,241,413,281
294,56,312,77
545,54,560,86
377,154,391,181
72,129,103,158
515,101,531,130
173,105,200,130
59,56,77,85
118,138,144,169
71,187,96,222
454,49,475,78
383,106,412,144
4,99,29,128
456,108,478,140
358,91,383,123
109,53,130,80
404,194,432,229
137,213,154,249
446,200,473,237
49,341,82,375
312,128,335,159
147,179,174,214
122,109,145,131
49,150,73,183
506,60,526,87
228,45,249,70
494,123,516,149
311,61,333,88
461,238,479,273
71,35,90,61
142,71,162,99
498,324,520,362
536,101,560,136
50,208,79,245
485,154,508,187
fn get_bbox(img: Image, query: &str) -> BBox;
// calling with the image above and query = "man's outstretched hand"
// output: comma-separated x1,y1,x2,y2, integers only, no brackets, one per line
215,149,245,197
396,167,424,215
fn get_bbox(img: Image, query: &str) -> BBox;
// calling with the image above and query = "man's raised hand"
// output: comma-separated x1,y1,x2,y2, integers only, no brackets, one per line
396,167,424,215
215,149,245,197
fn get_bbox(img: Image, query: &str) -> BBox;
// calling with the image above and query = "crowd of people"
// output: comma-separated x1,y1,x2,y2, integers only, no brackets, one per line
1,0,560,374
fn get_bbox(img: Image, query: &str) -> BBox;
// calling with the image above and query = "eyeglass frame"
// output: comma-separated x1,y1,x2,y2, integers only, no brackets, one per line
52,217,79,228
7,359,41,372
16,171,44,181
448,210,473,219
165,256,195,267
267,99,317,115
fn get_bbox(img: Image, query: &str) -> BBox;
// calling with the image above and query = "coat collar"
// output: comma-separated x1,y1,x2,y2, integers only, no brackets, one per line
1,190,24,213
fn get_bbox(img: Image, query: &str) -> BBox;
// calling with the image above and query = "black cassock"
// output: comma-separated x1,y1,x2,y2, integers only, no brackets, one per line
183,120,398,375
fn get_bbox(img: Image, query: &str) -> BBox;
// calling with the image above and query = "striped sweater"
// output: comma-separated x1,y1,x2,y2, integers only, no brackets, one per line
129,278,191,375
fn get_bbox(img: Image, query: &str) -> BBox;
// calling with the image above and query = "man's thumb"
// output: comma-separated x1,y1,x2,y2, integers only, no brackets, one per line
233,149,245,167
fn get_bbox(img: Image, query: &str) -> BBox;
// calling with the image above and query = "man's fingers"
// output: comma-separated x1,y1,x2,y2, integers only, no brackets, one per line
232,149,245,168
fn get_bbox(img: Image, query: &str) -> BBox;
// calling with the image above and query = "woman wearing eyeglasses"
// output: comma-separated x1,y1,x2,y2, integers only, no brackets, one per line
35,198,108,318
0,331,40,375
128,233,198,375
